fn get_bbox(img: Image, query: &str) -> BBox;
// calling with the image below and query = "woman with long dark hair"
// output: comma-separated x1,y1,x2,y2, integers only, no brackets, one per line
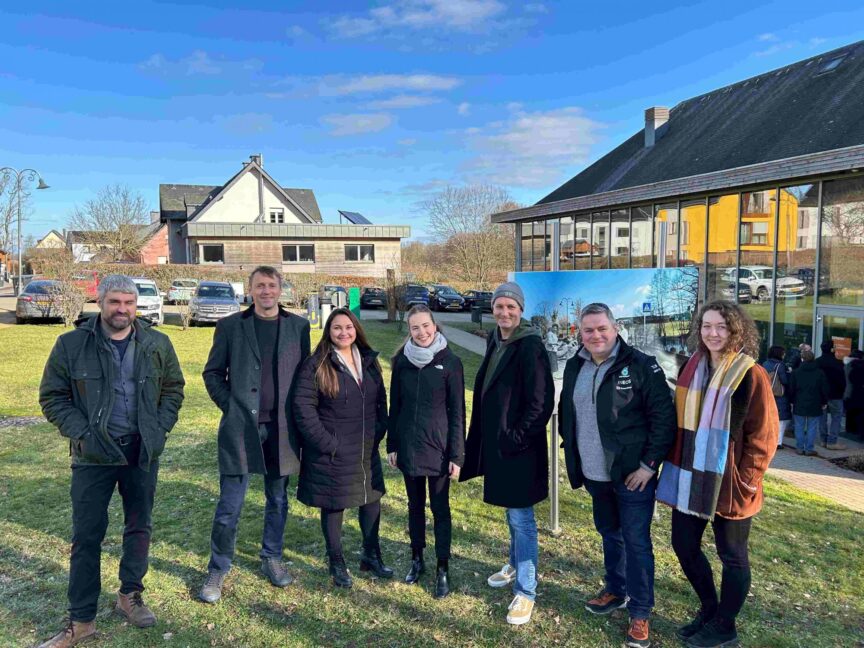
387,305,465,598
293,308,392,587
761,345,791,450
657,301,778,648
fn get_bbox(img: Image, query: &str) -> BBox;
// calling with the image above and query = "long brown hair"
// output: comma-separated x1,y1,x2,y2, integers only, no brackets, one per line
314,308,381,398
687,300,760,359
391,304,438,364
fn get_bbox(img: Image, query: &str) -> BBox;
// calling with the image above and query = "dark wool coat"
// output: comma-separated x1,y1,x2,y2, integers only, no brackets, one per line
460,331,554,508
294,349,388,510
39,315,185,470
789,362,830,417
816,351,846,400
387,347,465,477
761,357,792,421
202,307,310,476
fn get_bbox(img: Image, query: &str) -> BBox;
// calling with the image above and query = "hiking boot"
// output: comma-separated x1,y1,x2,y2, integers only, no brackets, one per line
676,607,715,640
359,547,394,578
506,594,534,625
685,616,738,647
115,591,156,628
795,449,805,455
198,571,226,604
625,617,651,648
486,563,516,588
826,442,848,450
405,557,425,584
584,589,628,615
37,619,96,648
805,450,818,456
434,566,450,599
328,554,353,588
261,557,294,587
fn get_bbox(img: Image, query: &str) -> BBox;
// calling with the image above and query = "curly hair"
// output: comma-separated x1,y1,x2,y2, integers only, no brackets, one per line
687,300,761,359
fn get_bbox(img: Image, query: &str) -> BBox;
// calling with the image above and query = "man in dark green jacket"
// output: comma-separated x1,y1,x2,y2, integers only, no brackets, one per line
38,275,184,648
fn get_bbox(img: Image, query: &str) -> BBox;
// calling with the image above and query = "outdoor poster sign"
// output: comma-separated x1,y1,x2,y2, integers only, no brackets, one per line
511,267,700,398
832,336,853,360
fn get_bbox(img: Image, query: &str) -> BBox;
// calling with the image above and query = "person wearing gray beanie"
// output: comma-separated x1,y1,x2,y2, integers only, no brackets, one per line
492,282,525,312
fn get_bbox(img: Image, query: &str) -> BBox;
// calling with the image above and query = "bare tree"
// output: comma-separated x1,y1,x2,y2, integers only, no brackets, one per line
68,184,149,261
0,176,32,266
421,185,516,286
35,253,86,327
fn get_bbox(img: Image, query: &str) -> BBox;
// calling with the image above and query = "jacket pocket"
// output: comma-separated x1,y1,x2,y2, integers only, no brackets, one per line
74,431,110,463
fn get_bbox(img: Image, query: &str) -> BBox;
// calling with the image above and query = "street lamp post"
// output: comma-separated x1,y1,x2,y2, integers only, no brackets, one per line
0,167,49,295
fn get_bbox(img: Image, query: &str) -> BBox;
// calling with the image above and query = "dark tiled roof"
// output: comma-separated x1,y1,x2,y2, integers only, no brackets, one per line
159,184,222,221
283,188,322,222
540,41,864,205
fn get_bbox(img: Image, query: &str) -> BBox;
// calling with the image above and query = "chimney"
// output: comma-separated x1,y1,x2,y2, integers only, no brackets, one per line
644,107,669,148
250,153,263,167
150,210,161,224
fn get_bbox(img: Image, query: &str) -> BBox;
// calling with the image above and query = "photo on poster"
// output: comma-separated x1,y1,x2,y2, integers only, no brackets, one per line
512,267,700,388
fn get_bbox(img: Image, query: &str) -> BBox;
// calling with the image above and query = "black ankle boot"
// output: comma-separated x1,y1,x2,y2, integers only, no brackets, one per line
328,554,353,588
359,547,394,578
685,616,738,647
676,606,716,640
434,566,450,599
405,556,425,584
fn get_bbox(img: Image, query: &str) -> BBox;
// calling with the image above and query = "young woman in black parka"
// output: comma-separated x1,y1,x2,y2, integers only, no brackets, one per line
293,308,393,588
387,305,465,598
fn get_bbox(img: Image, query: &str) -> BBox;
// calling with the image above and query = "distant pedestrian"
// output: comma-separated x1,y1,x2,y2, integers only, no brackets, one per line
816,341,847,450
387,305,465,598
761,346,791,450
657,300,778,648
844,350,864,439
789,350,829,456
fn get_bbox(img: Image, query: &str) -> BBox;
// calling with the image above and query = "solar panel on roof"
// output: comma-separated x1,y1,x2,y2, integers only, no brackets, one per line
338,210,372,225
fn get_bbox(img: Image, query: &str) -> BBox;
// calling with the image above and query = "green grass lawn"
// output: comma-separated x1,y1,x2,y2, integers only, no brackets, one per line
1,321,862,647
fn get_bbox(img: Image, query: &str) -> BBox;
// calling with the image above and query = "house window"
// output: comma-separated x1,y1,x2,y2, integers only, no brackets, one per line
740,221,769,245
269,208,284,224
616,227,629,238
577,228,589,239
282,244,315,263
798,209,809,228
345,244,375,262
201,244,224,264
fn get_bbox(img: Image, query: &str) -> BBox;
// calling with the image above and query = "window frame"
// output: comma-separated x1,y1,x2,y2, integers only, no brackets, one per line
345,243,375,263
282,243,315,263
200,243,225,264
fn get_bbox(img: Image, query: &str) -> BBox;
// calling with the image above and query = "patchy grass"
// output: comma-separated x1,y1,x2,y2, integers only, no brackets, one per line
0,322,862,647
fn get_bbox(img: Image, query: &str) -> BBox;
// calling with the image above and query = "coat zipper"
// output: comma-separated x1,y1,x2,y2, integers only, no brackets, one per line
413,367,422,447
360,374,368,505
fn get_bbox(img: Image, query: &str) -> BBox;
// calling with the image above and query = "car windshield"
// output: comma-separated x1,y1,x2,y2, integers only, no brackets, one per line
438,287,458,295
136,285,158,296
754,269,773,279
198,285,234,298
23,282,53,295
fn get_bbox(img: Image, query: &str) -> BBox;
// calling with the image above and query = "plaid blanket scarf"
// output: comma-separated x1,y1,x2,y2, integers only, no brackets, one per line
656,349,755,519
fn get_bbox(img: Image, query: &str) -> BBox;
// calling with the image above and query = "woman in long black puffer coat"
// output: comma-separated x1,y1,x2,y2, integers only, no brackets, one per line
387,305,465,598
293,308,392,587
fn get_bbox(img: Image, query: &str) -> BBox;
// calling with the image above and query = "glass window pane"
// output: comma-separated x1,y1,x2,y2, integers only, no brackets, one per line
706,194,739,301
283,246,297,262
631,206,653,268
739,189,778,358
774,184,817,350
574,214,590,269
591,211,609,269
345,245,359,261
299,245,315,262
680,199,706,302
202,245,223,263
360,245,375,261
544,221,553,270
654,203,678,267
521,225,533,271
559,216,574,270
611,209,629,268
820,177,864,306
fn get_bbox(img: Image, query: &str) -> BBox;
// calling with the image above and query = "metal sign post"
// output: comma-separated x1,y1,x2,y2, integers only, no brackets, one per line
549,412,561,535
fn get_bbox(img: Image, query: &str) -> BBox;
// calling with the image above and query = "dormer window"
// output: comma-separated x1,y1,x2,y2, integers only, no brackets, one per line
269,208,284,223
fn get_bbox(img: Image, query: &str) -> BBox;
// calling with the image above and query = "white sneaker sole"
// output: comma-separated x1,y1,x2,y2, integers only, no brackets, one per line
488,574,516,588
506,613,532,625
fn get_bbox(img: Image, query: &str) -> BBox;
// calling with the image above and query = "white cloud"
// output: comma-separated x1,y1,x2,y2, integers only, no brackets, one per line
457,102,471,115
635,284,651,296
329,0,506,37
757,33,779,42
465,106,604,188
185,50,222,75
366,94,441,109
322,73,462,95
523,3,548,13
398,138,417,145
320,112,394,136
139,50,261,77
214,112,274,135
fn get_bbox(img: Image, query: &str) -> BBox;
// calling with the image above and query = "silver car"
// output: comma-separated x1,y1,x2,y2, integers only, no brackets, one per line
15,280,60,324
189,281,240,326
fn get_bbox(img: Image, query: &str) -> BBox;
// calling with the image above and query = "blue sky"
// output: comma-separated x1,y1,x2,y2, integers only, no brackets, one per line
2,1,863,243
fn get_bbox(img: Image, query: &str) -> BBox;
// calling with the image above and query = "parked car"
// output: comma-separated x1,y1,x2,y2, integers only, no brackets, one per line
400,284,430,308
720,280,752,304
462,289,493,312
72,271,99,302
279,280,297,307
722,266,807,301
360,286,388,309
791,267,832,297
167,278,198,304
320,284,348,307
189,281,240,326
428,284,465,311
15,279,60,324
132,278,164,326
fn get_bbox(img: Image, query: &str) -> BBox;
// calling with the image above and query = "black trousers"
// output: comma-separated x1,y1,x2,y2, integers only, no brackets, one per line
671,509,752,622
403,474,451,560
68,438,158,622
320,500,381,558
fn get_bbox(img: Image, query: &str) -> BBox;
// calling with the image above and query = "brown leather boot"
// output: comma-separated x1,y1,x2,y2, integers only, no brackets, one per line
37,619,96,647
115,591,156,628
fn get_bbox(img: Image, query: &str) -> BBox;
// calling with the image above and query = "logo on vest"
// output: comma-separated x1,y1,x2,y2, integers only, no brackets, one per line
616,365,632,390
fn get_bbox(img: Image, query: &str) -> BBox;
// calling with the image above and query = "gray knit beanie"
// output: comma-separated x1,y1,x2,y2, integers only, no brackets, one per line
492,281,525,311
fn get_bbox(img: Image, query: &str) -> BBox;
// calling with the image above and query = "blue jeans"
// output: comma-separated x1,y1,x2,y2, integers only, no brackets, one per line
584,476,657,620
820,399,844,444
506,507,538,601
794,414,819,452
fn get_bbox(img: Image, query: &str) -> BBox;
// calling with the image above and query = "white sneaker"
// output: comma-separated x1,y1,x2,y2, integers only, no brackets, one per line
506,594,535,625
487,563,517,588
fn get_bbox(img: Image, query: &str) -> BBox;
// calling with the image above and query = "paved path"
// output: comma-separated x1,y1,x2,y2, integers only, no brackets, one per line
440,324,488,355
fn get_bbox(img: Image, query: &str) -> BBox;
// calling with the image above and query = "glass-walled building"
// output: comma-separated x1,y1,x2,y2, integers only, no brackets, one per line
496,41,864,359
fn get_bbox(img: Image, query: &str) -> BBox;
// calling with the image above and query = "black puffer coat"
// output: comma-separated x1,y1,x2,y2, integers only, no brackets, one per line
294,348,388,510
387,346,465,477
